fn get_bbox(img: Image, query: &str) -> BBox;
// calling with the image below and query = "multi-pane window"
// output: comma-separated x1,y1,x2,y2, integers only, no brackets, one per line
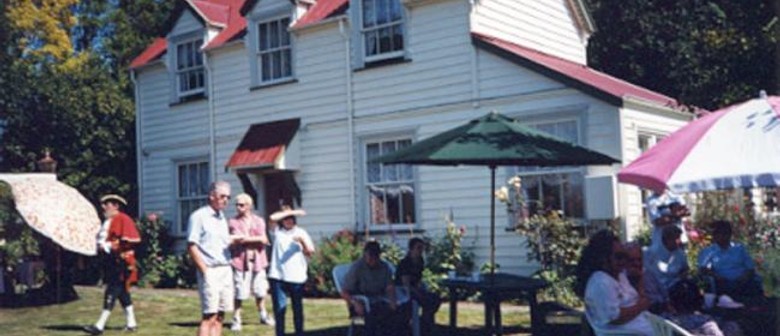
176,39,205,96
177,161,209,234
365,138,415,226
361,0,404,60
516,120,585,218
638,132,666,219
258,17,292,82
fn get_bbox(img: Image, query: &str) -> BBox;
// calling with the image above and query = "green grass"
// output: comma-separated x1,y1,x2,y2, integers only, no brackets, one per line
0,286,532,335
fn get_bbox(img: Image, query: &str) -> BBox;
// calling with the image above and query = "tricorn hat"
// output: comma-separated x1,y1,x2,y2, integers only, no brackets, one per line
270,205,306,221
100,194,127,206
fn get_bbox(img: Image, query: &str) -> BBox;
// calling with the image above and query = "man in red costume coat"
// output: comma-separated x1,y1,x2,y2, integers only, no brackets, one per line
85,194,141,335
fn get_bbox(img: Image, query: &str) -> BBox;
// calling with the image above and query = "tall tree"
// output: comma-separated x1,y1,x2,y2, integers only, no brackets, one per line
0,0,174,209
586,0,778,110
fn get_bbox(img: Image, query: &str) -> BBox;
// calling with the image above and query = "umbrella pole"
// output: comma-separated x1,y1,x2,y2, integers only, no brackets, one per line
490,165,496,276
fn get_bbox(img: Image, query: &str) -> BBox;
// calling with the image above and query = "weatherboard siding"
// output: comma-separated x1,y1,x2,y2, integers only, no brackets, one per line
472,0,587,64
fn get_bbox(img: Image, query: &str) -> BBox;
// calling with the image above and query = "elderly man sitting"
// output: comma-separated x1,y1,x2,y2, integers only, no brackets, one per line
340,241,402,336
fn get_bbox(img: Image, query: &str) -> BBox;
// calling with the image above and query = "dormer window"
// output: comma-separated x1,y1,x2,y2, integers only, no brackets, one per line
257,17,292,82
175,39,205,96
360,0,405,62
350,0,407,68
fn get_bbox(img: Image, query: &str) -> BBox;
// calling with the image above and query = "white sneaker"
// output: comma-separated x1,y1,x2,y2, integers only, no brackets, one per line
230,317,242,331
260,313,275,326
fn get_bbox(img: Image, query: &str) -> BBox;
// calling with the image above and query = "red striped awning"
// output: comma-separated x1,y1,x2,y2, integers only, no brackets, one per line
225,118,300,171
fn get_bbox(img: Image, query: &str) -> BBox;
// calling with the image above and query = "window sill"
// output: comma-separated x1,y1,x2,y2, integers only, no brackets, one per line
355,56,411,72
366,226,425,235
249,78,298,91
169,92,207,107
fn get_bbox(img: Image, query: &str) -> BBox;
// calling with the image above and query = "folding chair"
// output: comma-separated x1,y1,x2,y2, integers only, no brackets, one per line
333,262,420,336
333,263,368,336
646,312,694,336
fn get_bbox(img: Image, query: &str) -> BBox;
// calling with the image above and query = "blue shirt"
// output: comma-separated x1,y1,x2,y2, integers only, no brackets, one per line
645,245,688,290
187,205,231,267
697,242,755,281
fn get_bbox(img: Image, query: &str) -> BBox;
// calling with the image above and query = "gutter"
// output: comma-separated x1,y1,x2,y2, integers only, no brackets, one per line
204,51,218,182
338,18,357,233
130,70,144,218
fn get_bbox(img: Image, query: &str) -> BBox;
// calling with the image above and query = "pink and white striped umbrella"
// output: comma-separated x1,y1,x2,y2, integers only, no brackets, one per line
618,94,780,193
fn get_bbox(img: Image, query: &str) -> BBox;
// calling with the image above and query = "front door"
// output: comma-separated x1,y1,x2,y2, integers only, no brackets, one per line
262,171,300,222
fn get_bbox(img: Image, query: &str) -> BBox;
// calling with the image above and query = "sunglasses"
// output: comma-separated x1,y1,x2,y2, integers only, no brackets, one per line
236,203,247,207
217,194,230,200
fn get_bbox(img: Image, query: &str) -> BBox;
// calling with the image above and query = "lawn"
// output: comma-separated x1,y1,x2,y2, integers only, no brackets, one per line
0,286,532,335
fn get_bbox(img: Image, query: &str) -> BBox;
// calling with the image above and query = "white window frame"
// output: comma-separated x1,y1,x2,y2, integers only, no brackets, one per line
638,131,667,219
513,119,586,220
174,38,205,97
256,16,293,84
362,136,417,230
352,0,407,67
175,159,210,236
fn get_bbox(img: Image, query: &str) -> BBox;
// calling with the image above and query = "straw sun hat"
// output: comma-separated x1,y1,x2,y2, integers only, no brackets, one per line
270,205,306,221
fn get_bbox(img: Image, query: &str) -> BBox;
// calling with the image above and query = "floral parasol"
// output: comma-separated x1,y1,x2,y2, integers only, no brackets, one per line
0,174,100,256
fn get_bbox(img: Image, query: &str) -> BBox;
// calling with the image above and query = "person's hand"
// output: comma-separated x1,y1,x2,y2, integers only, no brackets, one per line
637,295,652,311
353,300,366,316
389,300,397,311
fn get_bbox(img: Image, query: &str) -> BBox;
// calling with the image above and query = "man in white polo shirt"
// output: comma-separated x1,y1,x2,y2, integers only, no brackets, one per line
188,181,238,336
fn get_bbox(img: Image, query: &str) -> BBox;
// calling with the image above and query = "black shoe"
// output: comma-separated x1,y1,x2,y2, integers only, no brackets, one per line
124,326,138,332
83,325,103,335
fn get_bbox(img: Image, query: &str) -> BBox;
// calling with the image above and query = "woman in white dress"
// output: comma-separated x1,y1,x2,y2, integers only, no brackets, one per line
574,230,654,336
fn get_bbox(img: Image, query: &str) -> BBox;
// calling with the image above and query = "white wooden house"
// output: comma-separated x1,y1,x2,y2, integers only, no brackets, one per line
130,0,692,275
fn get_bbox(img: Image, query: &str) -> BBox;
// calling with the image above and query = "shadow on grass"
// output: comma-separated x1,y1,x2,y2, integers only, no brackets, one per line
41,325,126,332
169,321,201,328
302,324,531,336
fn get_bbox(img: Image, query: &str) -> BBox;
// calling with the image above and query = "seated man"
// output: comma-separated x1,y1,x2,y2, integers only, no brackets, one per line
340,241,400,336
396,237,441,335
645,225,689,291
623,242,669,313
697,220,762,297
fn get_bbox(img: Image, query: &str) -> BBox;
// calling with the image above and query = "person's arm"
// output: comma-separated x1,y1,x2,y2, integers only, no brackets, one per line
386,282,397,310
611,296,651,325
188,243,207,275
294,231,315,257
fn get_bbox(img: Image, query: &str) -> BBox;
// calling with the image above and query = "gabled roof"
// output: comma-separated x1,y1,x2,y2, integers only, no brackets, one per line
292,0,348,29
472,32,684,110
130,0,246,69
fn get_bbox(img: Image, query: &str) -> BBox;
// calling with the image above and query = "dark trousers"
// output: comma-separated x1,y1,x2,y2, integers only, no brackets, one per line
270,279,304,336
409,290,441,334
103,258,132,310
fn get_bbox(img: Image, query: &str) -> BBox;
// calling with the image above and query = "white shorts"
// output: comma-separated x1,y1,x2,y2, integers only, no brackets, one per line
233,268,269,300
197,265,235,314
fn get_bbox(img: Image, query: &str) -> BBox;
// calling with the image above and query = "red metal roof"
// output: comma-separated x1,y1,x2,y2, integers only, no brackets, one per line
472,32,683,109
192,0,231,27
129,38,167,69
225,119,301,170
130,0,246,69
292,0,348,29
130,0,350,68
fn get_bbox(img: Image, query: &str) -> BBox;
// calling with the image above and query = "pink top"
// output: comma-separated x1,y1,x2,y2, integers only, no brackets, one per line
228,214,268,272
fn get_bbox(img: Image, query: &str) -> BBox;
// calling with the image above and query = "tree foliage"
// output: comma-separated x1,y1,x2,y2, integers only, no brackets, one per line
586,0,778,110
0,0,174,210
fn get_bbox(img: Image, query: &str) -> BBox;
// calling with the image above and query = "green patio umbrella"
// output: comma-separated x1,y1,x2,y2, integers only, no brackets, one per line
371,111,619,274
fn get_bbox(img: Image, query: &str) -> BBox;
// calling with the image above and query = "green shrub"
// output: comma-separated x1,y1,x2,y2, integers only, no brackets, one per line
307,229,363,296
136,214,196,288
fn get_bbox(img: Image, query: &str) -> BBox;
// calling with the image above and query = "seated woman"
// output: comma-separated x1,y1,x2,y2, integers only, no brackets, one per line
663,279,742,336
697,220,762,297
575,230,653,336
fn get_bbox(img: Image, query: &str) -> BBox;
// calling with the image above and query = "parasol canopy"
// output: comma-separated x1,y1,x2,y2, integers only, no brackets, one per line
0,173,101,256
372,111,619,273
618,94,780,193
